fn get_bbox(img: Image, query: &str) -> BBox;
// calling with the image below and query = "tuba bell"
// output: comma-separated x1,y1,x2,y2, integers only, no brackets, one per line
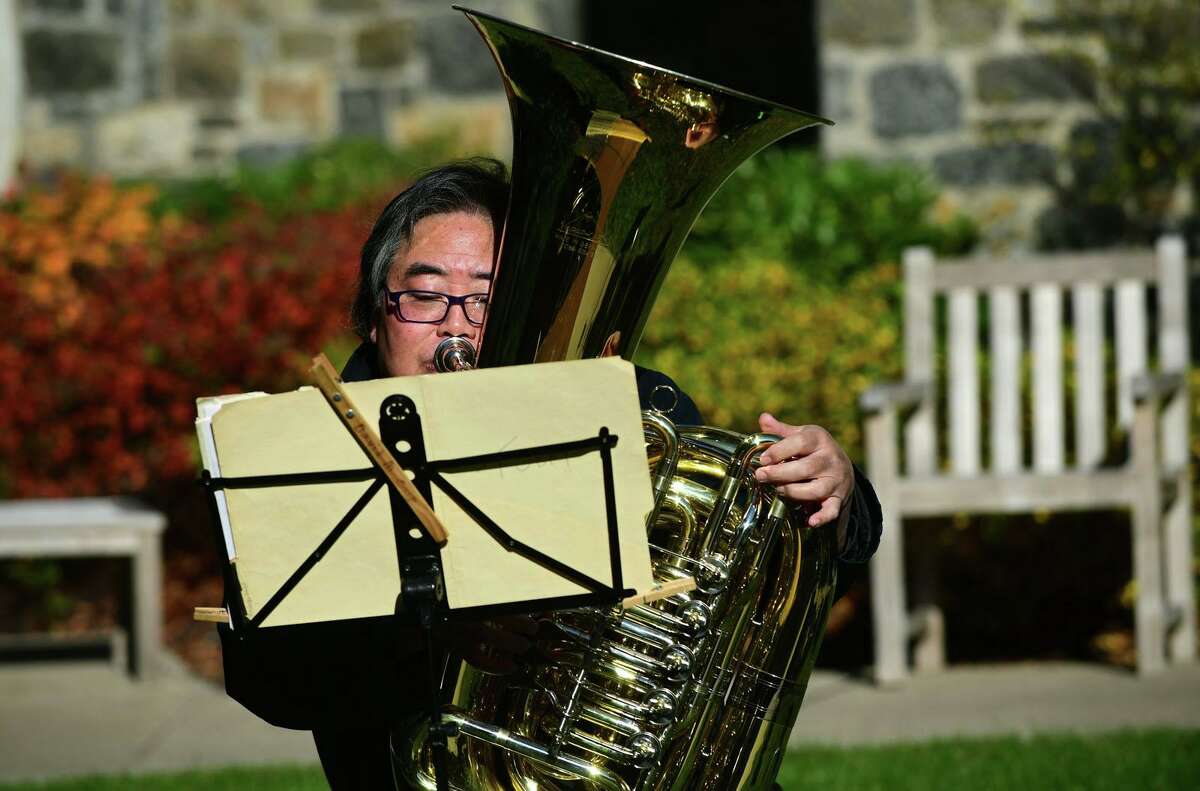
394,8,838,790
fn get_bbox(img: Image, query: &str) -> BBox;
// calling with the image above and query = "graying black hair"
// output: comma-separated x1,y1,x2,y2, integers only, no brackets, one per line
351,157,509,341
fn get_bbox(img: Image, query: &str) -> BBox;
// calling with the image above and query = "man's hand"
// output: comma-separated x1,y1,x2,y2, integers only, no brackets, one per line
754,413,855,535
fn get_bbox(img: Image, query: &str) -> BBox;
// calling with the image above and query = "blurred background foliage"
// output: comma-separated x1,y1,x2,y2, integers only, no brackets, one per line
641,149,977,457
686,150,978,285
149,137,455,222
1040,0,1200,250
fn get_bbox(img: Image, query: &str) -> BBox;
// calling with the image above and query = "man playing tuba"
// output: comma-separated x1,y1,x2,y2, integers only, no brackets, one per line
217,159,883,789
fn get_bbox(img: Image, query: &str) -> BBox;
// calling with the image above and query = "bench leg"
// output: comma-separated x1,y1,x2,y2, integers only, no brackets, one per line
1165,467,1197,662
910,537,945,673
871,523,908,684
867,409,908,684
1132,402,1166,675
132,532,163,679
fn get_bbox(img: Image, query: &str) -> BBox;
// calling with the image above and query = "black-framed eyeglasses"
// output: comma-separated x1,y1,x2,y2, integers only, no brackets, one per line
385,289,489,326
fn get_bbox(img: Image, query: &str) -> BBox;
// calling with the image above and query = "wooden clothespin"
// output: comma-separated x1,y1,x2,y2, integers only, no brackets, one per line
621,576,697,609
193,606,231,624
309,354,449,546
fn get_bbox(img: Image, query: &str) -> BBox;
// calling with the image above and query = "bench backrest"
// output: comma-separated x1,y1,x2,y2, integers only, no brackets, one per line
902,237,1189,478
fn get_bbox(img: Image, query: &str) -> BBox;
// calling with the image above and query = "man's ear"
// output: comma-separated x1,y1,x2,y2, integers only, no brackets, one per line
370,325,377,343
600,331,621,358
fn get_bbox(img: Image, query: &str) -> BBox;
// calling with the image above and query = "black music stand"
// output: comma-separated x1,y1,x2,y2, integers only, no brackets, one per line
202,392,637,791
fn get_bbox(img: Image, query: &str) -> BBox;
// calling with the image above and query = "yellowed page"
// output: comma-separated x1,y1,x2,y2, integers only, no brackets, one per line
208,358,655,626
212,384,420,627
421,357,655,610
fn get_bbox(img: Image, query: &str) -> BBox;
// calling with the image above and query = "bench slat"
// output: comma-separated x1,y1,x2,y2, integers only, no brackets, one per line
1073,282,1105,469
989,286,1022,473
1116,279,1148,428
932,252,1156,291
1032,284,1065,472
904,247,937,475
897,469,1139,516
949,288,980,475
1158,238,1189,466
0,497,165,532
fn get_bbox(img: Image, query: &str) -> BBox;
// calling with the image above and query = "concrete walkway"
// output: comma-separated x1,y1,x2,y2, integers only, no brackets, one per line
0,656,317,784
788,662,1200,746
1,657,1198,783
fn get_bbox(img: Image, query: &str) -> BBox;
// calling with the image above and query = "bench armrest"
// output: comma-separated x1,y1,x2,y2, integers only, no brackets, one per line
1132,371,1186,403
859,380,931,413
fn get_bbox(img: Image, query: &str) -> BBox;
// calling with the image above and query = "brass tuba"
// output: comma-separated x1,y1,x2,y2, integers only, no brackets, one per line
394,8,838,790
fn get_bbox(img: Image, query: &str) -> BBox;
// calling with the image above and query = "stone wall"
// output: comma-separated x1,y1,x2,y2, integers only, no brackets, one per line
820,0,1103,249
16,0,579,176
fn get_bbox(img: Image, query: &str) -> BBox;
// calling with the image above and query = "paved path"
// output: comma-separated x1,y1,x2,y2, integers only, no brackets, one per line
0,657,316,784
788,662,1200,747
1,657,1198,783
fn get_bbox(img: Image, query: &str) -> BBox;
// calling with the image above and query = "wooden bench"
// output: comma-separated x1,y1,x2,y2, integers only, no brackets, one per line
0,497,166,678
861,236,1196,682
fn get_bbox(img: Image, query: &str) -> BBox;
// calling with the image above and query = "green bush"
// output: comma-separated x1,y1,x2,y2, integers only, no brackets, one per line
637,151,975,458
684,150,978,285
636,257,903,461
149,137,455,221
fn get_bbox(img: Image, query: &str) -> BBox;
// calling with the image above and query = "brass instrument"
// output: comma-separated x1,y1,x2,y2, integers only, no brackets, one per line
395,8,837,790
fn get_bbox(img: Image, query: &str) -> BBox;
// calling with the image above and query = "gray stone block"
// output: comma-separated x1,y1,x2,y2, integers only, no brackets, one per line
420,13,502,95
869,62,961,139
532,0,582,39
976,54,1096,104
279,29,336,60
23,30,121,95
319,0,381,11
167,0,197,19
1064,119,1121,191
822,0,916,47
356,20,414,69
933,142,1057,186
339,87,383,138
821,64,854,123
931,0,1006,46
26,0,86,14
171,34,242,99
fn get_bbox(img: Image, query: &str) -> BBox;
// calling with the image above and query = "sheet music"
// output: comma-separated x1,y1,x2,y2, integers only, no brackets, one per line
200,358,656,627
194,391,269,561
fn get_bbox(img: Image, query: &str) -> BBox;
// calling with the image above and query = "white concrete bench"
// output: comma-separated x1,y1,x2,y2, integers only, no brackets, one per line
0,497,166,678
862,236,1197,682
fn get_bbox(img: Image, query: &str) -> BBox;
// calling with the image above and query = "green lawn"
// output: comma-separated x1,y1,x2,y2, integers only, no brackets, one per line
4,730,1198,790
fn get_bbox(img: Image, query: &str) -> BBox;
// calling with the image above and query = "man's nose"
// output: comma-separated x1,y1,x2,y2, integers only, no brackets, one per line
439,302,478,337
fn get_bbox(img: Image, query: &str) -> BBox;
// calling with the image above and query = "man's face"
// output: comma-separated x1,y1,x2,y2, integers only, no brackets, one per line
372,211,494,377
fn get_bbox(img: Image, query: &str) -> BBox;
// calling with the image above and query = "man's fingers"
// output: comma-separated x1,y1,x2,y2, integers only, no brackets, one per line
755,456,821,485
772,478,837,503
807,497,843,527
759,431,821,465
758,412,790,435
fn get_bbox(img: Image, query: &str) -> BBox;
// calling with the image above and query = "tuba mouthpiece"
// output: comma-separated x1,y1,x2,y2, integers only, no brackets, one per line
434,337,477,372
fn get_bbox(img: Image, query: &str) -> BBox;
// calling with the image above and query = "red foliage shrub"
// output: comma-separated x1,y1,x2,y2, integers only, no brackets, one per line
0,174,378,497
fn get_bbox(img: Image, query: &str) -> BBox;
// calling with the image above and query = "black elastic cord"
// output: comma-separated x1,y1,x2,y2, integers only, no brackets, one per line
249,478,386,627
208,467,377,490
427,470,613,595
598,428,624,594
428,435,606,474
